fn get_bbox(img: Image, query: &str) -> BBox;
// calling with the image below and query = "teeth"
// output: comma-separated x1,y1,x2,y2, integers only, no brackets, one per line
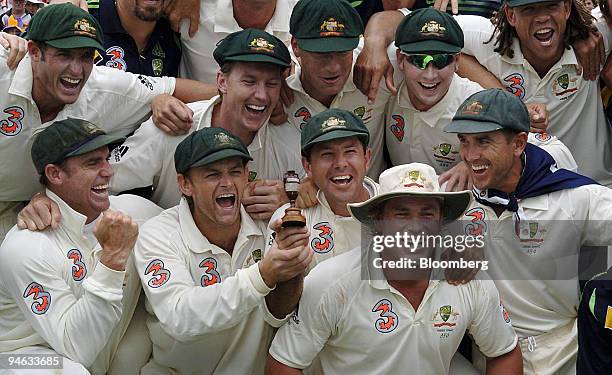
421,82,437,88
217,193,235,198
472,165,488,171
331,175,351,181
62,77,80,84
535,28,553,35
92,184,108,190
246,104,265,111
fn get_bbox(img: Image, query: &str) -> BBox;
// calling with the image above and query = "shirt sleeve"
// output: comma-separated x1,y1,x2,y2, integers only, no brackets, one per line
86,67,176,135
134,220,273,342
527,133,578,172
268,267,339,369
576,185,612,246
467,279,518,357
0,232,125,366
109,121,168,194
454,15,498,65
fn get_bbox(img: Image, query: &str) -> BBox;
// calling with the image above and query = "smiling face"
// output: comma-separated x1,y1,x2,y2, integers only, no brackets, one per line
397,51,458,111
217,62,283,138
29,42,95,112
303,137,371,213
178,157,249,229
506,0,571,72
11,0,25,13
46,146,114,223
458,130,526,192
292,38,353,106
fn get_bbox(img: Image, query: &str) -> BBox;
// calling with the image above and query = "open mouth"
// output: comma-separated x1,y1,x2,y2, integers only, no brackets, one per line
60,77,81,90
216,193,236,208
471,164,489,176
91,184,109,197
534,28,554,46
322,75,341,85
330,175,353,185
419,82,439,91
245,104,266,115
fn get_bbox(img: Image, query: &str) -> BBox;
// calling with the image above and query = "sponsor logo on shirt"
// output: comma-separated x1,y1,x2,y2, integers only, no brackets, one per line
372,298,399,333
515,220,547,253
294,106,311,130
503,73,526,99
67,248,87,282
0,106,24,136
432,142,459,169
105,46,127,71
144,259,171,288
113,145,129,162
534,132,551,142
152,58,163,76
500,299,511,324
310,222,334,254
464,207,487,236
199,257,221,286
389,114,405,142
23,282,51,315
138,74,154,91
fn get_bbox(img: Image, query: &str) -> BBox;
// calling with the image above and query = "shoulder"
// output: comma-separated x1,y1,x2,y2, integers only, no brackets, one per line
140,205,181,236
453,74,484,95
0,227,57,270
109,194,163,224
304,248,362,293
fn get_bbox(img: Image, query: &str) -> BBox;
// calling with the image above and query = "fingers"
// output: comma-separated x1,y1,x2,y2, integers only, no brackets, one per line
189,13,200,38
366,69,382,105
384,66,397,96
153,99,193,135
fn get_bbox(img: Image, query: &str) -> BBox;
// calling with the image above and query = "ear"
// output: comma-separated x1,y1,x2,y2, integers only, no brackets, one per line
396,49,406,72
563,0,571,20
44,164,65,186
364,147,372,171
291,37,301,58
27,41,42,62
453,53,461,73
513,132,528,157
301,156,312,178
217,70,228,95
505,5,517,27
177,173,194,197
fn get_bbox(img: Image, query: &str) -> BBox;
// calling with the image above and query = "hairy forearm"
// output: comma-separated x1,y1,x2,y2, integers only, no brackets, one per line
364,10,405,46
173,78,218,103
265,276,304,319
457,53,503,89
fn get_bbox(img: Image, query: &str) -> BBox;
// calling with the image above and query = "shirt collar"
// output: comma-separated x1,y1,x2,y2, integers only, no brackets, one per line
9,55,34,102
518,193,549,211
178,198,263,255
46,188,90,237
214,0,290,34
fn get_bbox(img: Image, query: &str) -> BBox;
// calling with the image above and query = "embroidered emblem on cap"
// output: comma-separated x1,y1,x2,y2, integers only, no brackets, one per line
320,17,345,37
461,100,484,115
420,20,446,36
249,38,275,53
85,122,99,134
320,116,346,131
215,132,235,145
74,19,97,38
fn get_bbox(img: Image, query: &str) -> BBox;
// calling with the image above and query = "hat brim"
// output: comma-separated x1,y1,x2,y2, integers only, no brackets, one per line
506,0,559,7
3,26,24,33
45,36,104,52
302,129,369,153
296,37,359,53
348,190,472,226
224,54,290,68
398,40,462,54
66,133,126,158
188,148,253,171
444,119,504,134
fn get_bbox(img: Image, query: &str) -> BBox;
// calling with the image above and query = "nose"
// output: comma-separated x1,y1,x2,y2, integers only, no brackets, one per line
253,81,268,101
66,57,83,76
219,172,232,187
462,143,480,163
333,153,349,169
101,159,114,178
422,63,437,79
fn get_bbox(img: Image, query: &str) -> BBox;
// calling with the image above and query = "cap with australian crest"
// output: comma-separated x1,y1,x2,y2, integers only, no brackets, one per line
301,108,370,156
213,28,291,68
395,8,464,54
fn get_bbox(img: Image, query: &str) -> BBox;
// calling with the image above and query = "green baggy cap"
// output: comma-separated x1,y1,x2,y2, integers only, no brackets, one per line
301,108,370,155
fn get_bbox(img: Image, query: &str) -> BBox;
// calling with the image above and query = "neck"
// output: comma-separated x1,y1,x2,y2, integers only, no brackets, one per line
116,0,156,52
32,84,63,123
328,185,369,217
232,0,276,30
212,102,259,146
496,155,524,194
522,45,564,79
194,211,241,254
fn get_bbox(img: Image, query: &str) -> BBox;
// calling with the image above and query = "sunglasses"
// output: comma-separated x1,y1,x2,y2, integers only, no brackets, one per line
402,53,456,70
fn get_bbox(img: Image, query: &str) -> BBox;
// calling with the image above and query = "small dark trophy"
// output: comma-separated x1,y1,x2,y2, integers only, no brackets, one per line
282,170,306,228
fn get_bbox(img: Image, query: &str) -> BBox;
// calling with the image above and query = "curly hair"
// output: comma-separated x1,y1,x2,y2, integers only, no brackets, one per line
485,0,596,58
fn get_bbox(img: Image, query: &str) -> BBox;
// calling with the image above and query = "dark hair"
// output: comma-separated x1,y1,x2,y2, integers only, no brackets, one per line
38,159,69,186
485,0,595,58
601,0,611,22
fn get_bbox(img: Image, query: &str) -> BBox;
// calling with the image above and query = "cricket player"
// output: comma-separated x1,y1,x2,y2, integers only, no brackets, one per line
266,163,523,375
0,118,162,374
109,28,302,218
134,127,312,375
445,89,612,374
